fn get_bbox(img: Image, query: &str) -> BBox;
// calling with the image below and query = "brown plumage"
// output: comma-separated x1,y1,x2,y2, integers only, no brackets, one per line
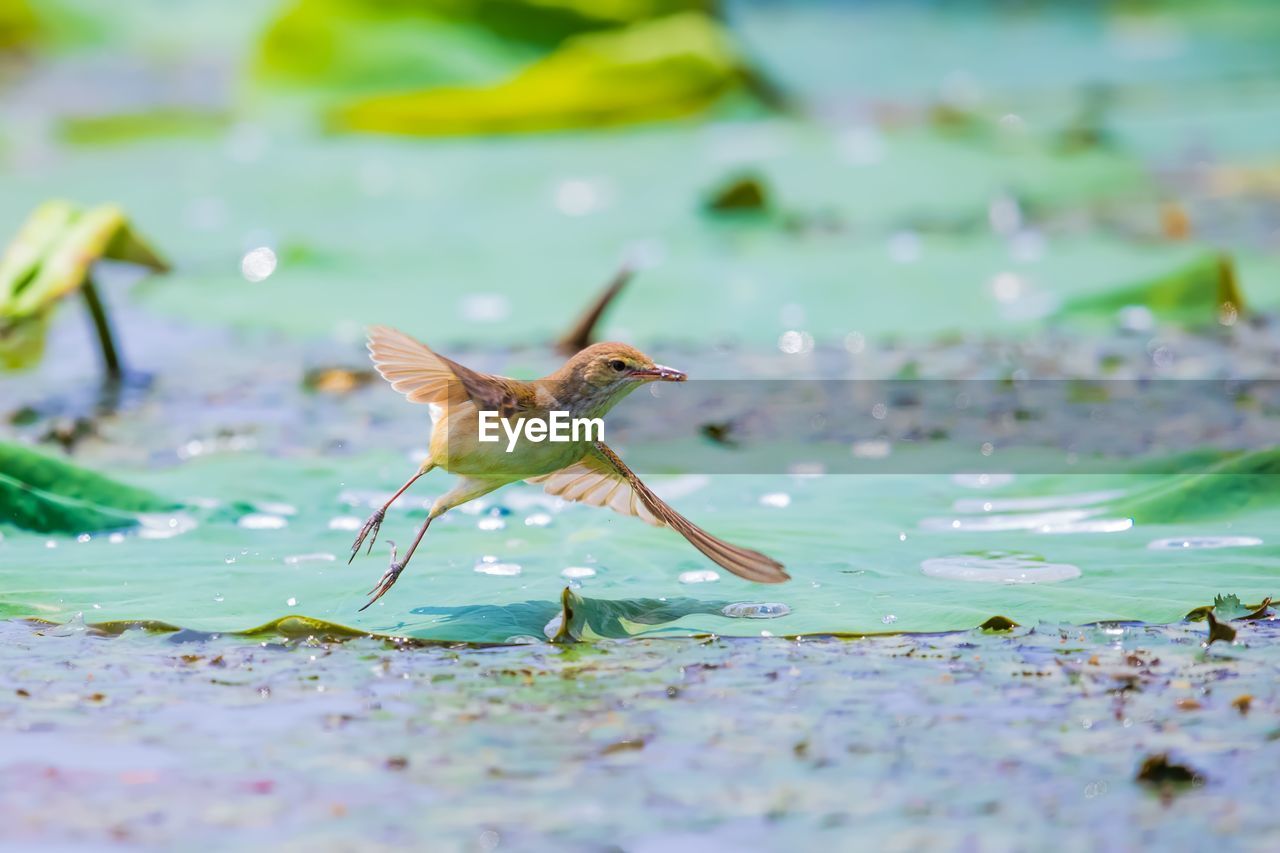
349,326,788,609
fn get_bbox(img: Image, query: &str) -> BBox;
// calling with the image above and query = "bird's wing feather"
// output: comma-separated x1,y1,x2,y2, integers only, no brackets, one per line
367,325,525,413
531,442,789,584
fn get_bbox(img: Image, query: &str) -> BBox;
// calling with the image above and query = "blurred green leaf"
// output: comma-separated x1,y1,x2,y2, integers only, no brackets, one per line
333,13,746,135
58,109,230,146
0,200,168,371
1059,252,1247,326
0,442,179,535
0,0,37,50
1117,449,1280,524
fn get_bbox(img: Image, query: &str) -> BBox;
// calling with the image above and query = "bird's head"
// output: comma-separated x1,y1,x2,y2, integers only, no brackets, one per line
556,342,686,414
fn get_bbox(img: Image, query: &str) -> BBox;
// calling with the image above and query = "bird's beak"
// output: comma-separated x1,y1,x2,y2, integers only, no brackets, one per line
630,363,687,382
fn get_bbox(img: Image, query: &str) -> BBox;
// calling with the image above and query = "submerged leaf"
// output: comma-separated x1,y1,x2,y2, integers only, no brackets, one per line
333,13,747,136
0,442,177,534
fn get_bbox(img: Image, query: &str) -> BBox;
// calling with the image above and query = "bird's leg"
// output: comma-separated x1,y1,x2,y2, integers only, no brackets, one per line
360,513,434,611
357,476,507,610
348,466,432,564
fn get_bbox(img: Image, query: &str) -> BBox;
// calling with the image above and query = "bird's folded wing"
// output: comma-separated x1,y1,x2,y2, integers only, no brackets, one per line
367,325,522,413
531,442,789,584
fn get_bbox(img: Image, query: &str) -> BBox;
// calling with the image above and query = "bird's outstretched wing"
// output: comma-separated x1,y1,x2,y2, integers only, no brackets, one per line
530,442,789,584
367,325,524,415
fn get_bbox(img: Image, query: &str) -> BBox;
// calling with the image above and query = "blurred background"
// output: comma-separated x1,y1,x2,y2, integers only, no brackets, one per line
2,0,1280,632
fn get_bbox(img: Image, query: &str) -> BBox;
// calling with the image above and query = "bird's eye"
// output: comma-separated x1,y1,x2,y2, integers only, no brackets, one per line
608,359,627,372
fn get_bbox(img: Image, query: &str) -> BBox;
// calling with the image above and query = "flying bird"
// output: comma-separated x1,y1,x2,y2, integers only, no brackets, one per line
348,326,788,609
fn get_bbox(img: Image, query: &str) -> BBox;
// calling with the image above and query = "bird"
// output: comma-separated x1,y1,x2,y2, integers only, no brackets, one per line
348,326,789,609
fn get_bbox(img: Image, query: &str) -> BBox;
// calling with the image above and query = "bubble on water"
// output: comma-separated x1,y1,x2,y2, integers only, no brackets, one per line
1147,536,1263,551
477,517,506,532
238,513,288,530
76,533,91,544
460,293,510,323
224,554,237,564
284,552,336,565
45,540,57,549
721,602,791,619
679,570,720,584
882,614,898,625
525,513,553,528
240,247,277,282
921,553,1081,584
952,490,1126,514
475,560,522,577
759,492,791,508
107,533,125,544
561,566,596,580
137,513,198,540
286,597,298,607
952,473,1015,489
213,593,225,603
328,515,363,531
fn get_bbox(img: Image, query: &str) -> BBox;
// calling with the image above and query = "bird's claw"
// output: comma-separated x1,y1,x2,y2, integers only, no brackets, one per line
348,507,385,564
359,542,404,611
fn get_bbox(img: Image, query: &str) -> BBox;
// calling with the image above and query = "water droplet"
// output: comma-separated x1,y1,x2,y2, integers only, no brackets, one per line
213,593,225,603
107,533,125,544
224,554,237,564
137,513,198,539
921,553,1080,584
45,540,57,549
1147,536,1262,551
777,330,813,355
759,492,791,508
882,614,898,625
240,247,277,282
721,602,791,619
477,517,506,532
286,597,298,607
475,561,522,577
525,513,553,528
328,515,362,532
238,513,288,530
76,533,91,544
951,473,1015,489
679,570,720,584
561,566,596,580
